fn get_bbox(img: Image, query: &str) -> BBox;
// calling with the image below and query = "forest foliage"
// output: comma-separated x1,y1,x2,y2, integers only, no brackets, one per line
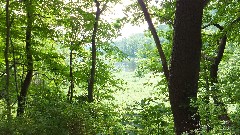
0,0,239,134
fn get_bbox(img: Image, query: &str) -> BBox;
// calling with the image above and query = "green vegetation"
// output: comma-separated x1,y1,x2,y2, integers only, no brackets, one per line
0,0,239,134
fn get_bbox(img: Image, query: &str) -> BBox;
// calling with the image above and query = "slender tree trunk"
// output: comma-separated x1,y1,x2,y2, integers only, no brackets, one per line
68,22,76,102
210,34,230,121
169,0,203,134
5,0,12,122
17,0,33,116
137,0,169,81
210,25,226,84
203,18,239,128
87,0,100,102
209,24,231,126
68,49,74,102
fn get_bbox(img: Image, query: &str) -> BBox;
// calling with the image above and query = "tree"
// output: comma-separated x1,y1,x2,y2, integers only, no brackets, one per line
4,0,12,123
87,0,101,102
138,0,206,134
17,0,34,116
168,1,204,133
1,0,239,134
201,17,240,130
137,0,169,81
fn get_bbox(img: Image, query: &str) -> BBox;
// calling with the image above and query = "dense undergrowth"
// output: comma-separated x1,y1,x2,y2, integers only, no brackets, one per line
1,71,240,134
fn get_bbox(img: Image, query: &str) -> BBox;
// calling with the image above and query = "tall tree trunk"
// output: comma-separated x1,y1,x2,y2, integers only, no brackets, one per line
17,0,33,116
169,0,203,134
87,0,100,102
4,0,12,122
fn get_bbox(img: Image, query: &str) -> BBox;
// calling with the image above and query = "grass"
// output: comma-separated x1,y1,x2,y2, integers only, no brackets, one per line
113,71,166,106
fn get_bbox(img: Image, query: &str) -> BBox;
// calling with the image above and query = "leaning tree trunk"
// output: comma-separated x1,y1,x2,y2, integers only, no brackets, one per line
137,0,169,81
17,0,33,116
169,0,203,134
209,22,238,127
210,18,240,125
209,26,230,124
202,17,239,128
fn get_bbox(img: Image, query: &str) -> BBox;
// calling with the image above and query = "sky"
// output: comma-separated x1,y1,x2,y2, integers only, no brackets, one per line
111,0,161,39
107,0,149,39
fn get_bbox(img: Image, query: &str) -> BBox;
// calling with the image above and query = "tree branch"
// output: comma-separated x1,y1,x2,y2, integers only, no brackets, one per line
202,17,240,30
213,24,224,30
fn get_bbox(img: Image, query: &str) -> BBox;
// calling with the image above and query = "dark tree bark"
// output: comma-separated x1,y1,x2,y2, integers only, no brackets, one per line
209,22,236,127
137,0,169,81
87,0,100,102
17,0,33,116
169,0,203,134
68,48,74,102
210,24,225,84
210,30,231,125
68,24,75,102
4,0,12,121
210,18,240,124
138,0,204,134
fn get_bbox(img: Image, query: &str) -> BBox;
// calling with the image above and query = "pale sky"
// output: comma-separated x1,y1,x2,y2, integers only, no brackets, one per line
119,23,148,38
107,0,150,39
112,0,160,38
